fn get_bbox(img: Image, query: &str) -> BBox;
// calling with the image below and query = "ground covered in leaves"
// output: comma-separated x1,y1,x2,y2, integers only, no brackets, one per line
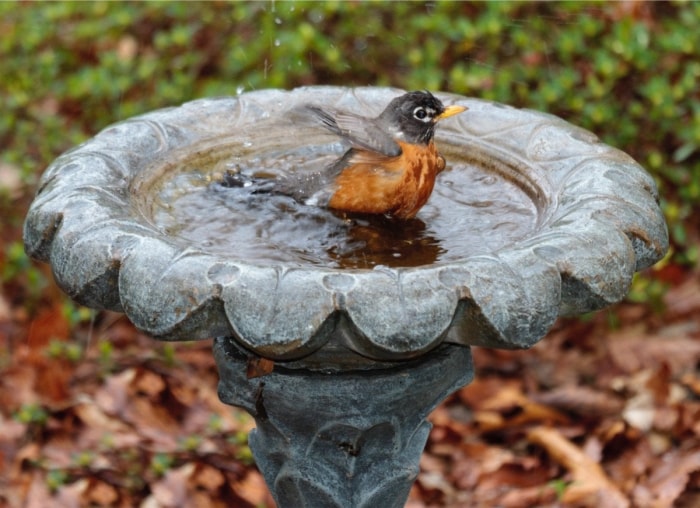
1,266,699,507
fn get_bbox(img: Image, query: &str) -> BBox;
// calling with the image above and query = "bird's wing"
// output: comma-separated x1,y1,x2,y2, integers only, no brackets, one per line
305,106,402,158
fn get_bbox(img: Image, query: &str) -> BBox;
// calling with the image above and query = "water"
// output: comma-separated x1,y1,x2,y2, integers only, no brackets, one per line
145,142,539,269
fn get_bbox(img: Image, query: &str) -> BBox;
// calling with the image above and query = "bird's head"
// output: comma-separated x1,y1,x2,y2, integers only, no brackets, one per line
379,91,467,145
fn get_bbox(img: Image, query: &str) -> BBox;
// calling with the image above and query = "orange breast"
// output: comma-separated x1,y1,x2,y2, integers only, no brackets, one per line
327,141,442,219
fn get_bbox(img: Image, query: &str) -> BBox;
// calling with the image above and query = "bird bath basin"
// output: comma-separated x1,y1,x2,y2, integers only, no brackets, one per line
24,86,668,507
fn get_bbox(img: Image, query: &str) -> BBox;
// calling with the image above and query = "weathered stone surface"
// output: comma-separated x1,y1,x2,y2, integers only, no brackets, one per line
215,338,473,508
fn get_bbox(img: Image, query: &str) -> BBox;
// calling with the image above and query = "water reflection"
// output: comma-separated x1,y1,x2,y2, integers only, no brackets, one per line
327,213,442,268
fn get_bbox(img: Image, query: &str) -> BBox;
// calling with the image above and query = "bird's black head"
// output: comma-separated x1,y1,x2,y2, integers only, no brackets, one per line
379,91,466,145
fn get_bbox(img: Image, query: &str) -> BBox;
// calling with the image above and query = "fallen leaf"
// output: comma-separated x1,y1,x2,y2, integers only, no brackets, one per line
149,463,195,507
73,400,131,434
83,478,119,506
0,162,24,199
681,372,700,397
94,368,136,416
26,304,70,353
498,483,558,507
533,385,624,417
132,368,167,398
54,479,90,508
608,330,700,375
472,385,570,431
606,437,655,488
189,463,226,492
633,448,700,507
416,470,455,498
232,470,273,507
458,377,523,410
663,273,700,317
528,425,629,508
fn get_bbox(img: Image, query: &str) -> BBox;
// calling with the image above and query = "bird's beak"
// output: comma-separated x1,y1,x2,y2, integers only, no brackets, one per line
436,105,467,121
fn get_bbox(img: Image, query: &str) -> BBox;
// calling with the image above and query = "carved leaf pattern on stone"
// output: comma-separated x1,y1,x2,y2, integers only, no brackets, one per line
23,87,668,362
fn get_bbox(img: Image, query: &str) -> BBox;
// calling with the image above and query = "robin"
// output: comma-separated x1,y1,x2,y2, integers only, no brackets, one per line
301,91,467,219
222,91,466,219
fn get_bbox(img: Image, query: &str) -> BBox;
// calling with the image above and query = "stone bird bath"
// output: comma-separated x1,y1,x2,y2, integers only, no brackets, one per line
24,87,668,507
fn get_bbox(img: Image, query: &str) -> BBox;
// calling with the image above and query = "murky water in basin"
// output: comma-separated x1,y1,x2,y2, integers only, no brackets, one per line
147,144,539,269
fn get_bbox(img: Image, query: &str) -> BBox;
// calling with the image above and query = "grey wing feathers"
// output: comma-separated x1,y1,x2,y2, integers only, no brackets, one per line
305,105,343,136
305,105,401,158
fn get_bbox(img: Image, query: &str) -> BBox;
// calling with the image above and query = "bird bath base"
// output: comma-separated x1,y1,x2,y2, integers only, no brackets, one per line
215,338,472,508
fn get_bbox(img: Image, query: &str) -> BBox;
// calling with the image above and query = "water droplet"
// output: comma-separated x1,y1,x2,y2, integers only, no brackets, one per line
274,39,281,47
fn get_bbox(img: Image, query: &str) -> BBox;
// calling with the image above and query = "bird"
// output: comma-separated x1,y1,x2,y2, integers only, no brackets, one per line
300,90,467,219
220,91,466,219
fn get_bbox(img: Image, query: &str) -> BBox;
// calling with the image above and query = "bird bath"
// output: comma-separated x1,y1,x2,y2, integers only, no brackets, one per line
24,86,668,507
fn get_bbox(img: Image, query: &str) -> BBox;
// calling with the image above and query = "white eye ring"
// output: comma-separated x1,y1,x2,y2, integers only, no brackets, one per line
413,106,434,122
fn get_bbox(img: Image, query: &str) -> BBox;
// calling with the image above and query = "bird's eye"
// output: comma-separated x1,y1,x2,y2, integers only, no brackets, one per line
413,107,428,120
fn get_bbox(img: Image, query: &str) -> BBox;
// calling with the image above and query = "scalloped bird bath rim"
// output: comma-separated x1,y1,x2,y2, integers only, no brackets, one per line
23,86,668,366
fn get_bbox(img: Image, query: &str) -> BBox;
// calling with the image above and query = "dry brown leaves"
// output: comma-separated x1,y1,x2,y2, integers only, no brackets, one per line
2,270,700,507
409,270,700,507
0,313,274,508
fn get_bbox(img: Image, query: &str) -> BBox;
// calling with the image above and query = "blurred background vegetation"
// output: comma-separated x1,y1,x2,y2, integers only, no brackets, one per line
2,1,698,313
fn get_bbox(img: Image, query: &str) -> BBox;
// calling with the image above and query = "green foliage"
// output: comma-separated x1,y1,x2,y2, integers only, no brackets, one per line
149,452,175,476
549,477,570,500
627,270,669,313
14,403,49,425
159,343,177,367
71,450,96,468
229,427,255,463
3,1,698,307
97,339,115,372
46,338,83,362
178,434,203,452
1,241,46,302
234,442,255,465
46,469,70,492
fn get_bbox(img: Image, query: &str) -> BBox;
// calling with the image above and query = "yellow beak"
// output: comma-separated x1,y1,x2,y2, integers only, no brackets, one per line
436,104,467,121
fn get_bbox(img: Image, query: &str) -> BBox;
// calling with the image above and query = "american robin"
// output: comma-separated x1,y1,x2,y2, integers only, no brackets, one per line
222,91,466,219
301,91,466,219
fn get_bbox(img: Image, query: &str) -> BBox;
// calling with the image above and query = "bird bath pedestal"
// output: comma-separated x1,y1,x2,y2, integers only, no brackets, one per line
24,87,667,507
